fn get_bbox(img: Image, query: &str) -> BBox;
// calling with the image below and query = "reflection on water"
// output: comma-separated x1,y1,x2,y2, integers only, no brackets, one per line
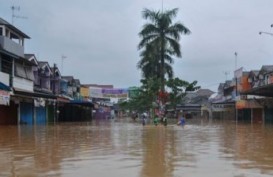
1,118,273,177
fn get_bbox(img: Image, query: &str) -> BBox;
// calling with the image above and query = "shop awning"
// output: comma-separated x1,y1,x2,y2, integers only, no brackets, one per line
241,84,273,97
57,96,71,103
67,100,94,107
0,82,11,91
13,88,56,99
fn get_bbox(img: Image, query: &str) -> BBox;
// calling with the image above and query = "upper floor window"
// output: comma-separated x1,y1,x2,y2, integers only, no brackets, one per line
0,27,2,36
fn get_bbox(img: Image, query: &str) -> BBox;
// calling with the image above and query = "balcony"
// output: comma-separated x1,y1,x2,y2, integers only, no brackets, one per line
0,36,24,57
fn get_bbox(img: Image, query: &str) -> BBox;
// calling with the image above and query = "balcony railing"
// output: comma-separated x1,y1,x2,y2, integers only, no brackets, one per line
0,36,24,57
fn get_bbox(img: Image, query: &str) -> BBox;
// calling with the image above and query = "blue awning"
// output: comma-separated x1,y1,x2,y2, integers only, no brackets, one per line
0,82,11,91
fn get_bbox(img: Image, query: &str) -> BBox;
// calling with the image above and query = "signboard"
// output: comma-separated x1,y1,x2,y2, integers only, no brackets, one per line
34,98,45,107
0,90,10,106
211,103,234,112
90,87,128,99
236,100,262,109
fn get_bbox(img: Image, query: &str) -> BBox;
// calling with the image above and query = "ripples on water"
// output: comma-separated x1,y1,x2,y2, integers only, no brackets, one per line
1,118,273,177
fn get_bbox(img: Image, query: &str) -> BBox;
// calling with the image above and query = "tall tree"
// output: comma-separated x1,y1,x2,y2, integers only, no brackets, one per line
137,43,173,79
138,8,190,91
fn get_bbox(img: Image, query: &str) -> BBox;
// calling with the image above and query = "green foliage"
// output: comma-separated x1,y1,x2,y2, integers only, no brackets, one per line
119,77,161,112
185,80,201,91
120,8,194,112
119,77,201,112
138,8,190,91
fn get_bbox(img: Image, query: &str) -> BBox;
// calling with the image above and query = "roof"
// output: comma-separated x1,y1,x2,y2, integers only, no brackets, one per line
218,83,224,90
248,70,259,77
62,76,74,82
195,89,215,97
241,83,273,97
260,65,273,73
50,66,61,77
0,17,30,39
242,71,250,76
25,54,38,66
38,61,48,68
223,80,233,88
74,79,80,85
24,54,34,59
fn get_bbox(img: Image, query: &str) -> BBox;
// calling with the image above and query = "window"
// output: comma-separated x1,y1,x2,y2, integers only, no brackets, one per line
15,63,26,78
15,63,34,81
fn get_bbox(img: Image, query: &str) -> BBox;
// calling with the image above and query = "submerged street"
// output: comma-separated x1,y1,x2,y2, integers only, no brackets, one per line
1,118,273,177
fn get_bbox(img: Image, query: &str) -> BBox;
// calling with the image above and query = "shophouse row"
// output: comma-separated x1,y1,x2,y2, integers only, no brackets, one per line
210,66,273,123
0,17,95,125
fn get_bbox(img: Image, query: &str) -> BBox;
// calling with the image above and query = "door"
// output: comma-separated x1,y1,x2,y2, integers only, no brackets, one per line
35,106,46,125
20,102,33,125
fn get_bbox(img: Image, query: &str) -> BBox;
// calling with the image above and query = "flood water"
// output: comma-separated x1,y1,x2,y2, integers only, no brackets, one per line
1,118,273,177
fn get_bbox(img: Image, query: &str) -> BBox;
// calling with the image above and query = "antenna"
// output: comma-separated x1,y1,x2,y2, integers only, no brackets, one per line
223,71,230,81
11,5,27,24
234,52,238,71
61,55,67,74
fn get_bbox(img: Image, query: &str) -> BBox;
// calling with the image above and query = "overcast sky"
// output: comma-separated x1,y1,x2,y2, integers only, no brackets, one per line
1,0,273,92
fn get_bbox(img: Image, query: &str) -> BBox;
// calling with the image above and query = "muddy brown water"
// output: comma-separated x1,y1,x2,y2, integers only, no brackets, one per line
1,118,273,177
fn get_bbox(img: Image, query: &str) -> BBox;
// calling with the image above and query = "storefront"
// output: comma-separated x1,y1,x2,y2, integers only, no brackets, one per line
236,99,263,123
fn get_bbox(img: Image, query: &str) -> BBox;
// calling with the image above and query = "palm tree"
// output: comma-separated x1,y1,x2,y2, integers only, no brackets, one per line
138,8,190,91
137,43,174,79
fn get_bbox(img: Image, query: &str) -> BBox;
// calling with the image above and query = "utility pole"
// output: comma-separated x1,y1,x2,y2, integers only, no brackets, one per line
53,63,57,123
234,52,238,123
235,52,238,97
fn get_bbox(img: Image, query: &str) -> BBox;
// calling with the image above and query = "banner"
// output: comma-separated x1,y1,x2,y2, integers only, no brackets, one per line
0,90,10,106
90,87,128,99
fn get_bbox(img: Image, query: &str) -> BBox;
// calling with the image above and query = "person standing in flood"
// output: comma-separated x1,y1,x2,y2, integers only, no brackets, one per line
154,115,159,126
177,113,186,126
141,112,147,126
162,114,167,126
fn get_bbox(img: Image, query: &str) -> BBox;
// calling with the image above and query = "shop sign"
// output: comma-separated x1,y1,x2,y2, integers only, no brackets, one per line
90,87,128,99
0,90,10,106
212,103,234,112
